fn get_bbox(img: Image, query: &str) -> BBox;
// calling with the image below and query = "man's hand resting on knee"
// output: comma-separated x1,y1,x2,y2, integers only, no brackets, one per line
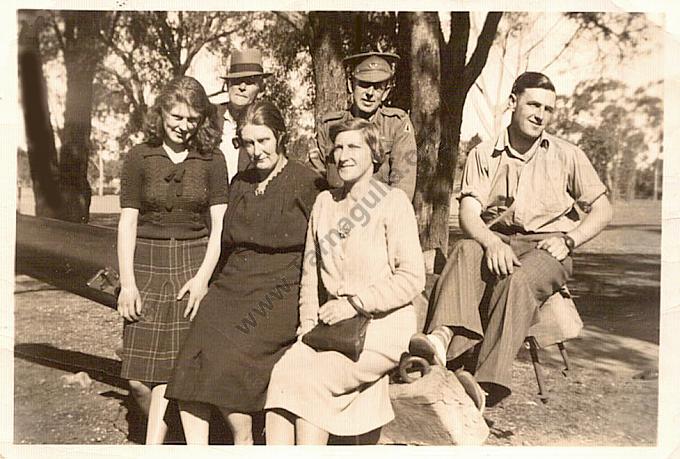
484,237,522,277
536,237,570,261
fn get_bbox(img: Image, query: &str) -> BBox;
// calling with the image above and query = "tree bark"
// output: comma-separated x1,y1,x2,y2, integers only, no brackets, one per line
405,13,442,251
18,11,63,218
58,11,106,223
394,13,413,112
308,12,348,126
423,12,501,257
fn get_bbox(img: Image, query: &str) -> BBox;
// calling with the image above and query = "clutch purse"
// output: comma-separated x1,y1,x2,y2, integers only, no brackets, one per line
302,297,371,362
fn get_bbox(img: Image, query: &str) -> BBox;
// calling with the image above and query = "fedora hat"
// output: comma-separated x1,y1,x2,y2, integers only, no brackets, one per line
221,49,272,80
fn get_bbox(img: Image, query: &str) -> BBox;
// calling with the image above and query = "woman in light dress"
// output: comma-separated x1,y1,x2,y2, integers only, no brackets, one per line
265,118,425,444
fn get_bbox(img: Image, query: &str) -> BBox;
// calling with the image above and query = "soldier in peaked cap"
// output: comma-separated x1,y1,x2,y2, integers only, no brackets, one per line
309,51,417,200
216,49,272,183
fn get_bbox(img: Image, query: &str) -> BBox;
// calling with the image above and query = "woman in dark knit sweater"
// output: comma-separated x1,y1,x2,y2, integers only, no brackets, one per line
116,76,228,444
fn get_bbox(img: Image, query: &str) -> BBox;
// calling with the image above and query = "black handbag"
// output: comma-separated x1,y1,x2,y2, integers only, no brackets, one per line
302,298,371,362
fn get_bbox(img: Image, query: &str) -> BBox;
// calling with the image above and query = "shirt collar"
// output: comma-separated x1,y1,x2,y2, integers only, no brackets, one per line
494,128,550,161
224,108,236,124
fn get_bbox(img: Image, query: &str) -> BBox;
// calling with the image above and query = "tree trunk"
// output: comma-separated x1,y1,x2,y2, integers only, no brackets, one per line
394,13,413,112
422,12,471,257
424,12,501,257
58,11,104,223
18,11,63,218
405,13,442,254
351,12,364,54
309,12,347,127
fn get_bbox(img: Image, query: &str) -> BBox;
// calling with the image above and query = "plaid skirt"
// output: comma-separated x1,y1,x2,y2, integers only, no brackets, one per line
119,237,208,383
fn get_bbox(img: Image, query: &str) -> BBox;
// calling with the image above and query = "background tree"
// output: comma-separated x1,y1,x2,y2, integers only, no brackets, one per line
52,11,112,222
551,78,662,201
96,11,246,150
20,10,114,222
420,12,502,259
398,13,441,255
18,10,63,219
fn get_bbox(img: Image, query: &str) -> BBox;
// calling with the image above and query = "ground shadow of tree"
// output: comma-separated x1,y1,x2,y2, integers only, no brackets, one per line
13,343,253,444
570,252,660,344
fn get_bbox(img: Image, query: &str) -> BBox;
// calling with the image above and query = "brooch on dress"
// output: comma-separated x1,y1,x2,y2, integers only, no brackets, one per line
338,220,353,239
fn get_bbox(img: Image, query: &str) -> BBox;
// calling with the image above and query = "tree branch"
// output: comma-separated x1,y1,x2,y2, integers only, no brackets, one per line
99,67,140,109
523,14,563,57
97,28,138,79
152,12,180,72
48,11,65,51
541,28,581,72
463,12,502,90
101,11,120,45
274,11,308,33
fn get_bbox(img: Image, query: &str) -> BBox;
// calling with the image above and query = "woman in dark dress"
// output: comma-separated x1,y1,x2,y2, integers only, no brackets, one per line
166,100,324,444
117,76,229,444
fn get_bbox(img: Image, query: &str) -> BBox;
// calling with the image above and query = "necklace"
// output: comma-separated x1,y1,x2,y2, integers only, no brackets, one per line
255,156,288,196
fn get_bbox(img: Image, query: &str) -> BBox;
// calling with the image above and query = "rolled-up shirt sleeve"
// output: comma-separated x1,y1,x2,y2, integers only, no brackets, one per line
458,147,490,209
568,146,608,211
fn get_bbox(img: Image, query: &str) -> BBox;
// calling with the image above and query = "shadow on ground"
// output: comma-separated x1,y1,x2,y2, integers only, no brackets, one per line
570,252,660,344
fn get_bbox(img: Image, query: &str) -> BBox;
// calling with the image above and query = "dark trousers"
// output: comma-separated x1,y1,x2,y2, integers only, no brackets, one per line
426,234,572,395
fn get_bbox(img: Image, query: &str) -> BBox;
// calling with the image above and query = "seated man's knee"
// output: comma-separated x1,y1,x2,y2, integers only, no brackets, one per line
503,253,567,300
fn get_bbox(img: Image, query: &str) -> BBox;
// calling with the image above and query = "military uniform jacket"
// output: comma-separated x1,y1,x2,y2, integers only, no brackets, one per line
309,106,417,201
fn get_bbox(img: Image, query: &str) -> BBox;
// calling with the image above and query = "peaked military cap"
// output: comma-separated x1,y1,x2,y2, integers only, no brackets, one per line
344,51,400,83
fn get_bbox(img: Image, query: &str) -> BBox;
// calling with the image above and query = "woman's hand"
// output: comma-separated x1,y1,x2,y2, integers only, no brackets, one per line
318,298,357,325
177,275,209,321
117,286,142,322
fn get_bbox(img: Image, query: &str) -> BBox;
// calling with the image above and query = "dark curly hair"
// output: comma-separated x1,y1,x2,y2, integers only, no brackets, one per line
511,72,555,96
143,76,220,156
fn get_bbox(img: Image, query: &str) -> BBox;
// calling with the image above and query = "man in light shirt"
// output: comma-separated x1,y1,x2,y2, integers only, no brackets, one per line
216,49,271,183
409,72,613,409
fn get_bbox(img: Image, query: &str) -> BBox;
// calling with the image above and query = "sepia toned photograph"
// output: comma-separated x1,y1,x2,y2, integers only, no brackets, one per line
5,2,677,455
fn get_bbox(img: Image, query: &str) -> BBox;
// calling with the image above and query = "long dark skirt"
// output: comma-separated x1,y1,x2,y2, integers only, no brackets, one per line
119,237,208,383
166,248,301,412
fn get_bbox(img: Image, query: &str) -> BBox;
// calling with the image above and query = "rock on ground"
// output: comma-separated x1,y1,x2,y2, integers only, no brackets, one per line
380,366,489,445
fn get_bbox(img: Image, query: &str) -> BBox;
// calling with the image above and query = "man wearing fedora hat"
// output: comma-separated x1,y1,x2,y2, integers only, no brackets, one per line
216,49,272,183
309,51,417,200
